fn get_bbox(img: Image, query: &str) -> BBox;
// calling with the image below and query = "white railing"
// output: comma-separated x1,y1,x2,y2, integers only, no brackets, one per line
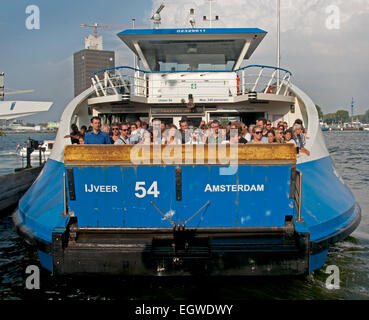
236,65,292,96
91,65,292,101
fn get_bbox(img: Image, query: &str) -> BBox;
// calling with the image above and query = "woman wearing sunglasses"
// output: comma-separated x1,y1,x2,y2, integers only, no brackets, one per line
250,126,266,144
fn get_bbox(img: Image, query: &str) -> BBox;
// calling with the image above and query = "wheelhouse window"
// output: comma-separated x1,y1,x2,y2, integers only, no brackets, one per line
138,39,246,71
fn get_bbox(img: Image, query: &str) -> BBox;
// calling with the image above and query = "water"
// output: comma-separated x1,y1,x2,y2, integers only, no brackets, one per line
0,131,368,300
0,132,56,176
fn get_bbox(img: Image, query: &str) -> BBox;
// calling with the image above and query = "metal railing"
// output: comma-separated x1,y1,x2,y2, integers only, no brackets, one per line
91,65,292,101
236,65,292,96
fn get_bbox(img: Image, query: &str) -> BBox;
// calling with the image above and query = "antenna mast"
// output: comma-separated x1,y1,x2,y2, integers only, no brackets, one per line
203,0,219,28
209,0,212,28
189,8,196,28
132,18,137,69
0,72,4,101
351,97,355,123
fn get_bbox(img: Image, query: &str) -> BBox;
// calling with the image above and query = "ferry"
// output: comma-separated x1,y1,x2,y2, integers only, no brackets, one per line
13,25,361,276
16,140,54,160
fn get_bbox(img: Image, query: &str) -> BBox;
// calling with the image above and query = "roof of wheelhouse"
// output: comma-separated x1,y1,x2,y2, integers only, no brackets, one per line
117,28,267,72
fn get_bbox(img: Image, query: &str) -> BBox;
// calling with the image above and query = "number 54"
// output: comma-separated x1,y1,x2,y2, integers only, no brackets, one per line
135,181,160,198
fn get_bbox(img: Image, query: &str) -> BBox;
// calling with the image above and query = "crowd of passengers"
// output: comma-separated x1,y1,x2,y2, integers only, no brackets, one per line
65,116,310,155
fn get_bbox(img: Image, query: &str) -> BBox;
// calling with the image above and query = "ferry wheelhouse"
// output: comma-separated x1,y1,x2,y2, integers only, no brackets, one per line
13,27,361,276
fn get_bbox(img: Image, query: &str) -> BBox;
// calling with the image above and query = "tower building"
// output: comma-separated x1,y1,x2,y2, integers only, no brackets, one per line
73,35,115,97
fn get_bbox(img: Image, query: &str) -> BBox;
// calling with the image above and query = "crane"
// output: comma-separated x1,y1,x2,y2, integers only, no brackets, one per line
0,73,34,101
80,23,148,38
5,89,35,95
1,89,35,101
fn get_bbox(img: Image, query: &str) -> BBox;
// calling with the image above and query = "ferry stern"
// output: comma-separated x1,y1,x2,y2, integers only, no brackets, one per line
12,26,361,276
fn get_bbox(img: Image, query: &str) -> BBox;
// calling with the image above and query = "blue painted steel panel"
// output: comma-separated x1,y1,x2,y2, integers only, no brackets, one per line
297,156,357,242
17,159,69,243
309,249,328,272
66,164,294,228
37,250,53,272
178,165,293,228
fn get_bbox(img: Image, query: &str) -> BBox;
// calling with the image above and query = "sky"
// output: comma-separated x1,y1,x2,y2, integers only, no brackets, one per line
1,0,369,123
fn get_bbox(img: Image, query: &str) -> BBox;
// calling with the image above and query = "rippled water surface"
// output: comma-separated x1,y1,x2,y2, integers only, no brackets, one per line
0,131,368,300
0,132,56,176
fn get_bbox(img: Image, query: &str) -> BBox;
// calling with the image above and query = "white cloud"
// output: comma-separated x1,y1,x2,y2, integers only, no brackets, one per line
151,0,369,33
148,0,369,114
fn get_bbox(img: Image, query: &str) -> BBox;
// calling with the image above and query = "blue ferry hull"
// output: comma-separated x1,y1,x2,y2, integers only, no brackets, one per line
12,155,361,276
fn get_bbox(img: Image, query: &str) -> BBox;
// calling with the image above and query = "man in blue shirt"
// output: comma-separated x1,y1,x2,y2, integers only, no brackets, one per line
84,116,111,144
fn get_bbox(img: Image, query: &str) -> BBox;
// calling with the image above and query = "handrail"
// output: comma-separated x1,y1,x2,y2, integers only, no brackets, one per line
93,65,145,76
237,65,292,76
90,64,293,99
92,64,292,77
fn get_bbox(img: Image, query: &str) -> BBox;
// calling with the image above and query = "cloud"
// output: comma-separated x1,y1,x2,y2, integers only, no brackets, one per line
18,0,369,122
152,0,369,33
148,0,369,114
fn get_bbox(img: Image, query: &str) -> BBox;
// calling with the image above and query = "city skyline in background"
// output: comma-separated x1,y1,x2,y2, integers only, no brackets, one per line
1,0,368,123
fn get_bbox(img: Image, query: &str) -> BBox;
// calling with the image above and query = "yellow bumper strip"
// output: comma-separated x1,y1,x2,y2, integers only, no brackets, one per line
64,144,296,166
